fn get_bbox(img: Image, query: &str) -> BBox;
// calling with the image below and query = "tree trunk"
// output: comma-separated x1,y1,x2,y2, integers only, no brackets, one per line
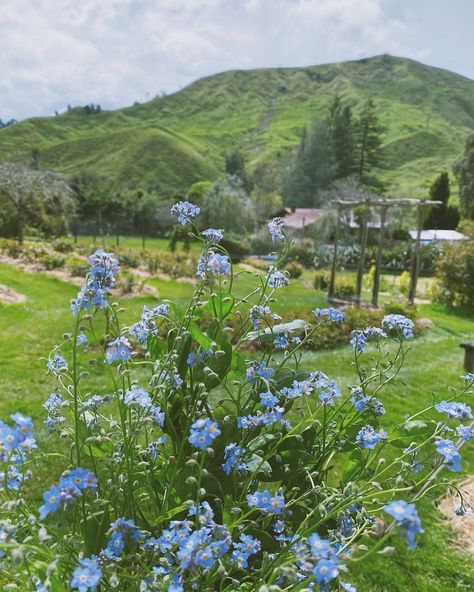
328,208,341,300
17,207,24,244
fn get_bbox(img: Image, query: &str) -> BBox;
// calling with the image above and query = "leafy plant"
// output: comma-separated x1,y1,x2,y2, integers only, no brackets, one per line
38,253,66,270
314,270,330,290
0,207,472,592
435,240,474,309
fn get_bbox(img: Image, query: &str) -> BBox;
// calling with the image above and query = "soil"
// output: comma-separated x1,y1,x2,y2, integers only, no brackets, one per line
438,476,474,554
0,284,26,304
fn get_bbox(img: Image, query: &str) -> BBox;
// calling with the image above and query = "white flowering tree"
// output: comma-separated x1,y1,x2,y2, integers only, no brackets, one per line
0,162,75,242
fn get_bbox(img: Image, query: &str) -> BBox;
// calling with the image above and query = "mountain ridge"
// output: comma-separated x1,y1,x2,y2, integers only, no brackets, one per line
1,54,473,198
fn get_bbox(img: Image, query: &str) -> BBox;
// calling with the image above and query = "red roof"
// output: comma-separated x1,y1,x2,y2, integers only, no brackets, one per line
283,208,325,230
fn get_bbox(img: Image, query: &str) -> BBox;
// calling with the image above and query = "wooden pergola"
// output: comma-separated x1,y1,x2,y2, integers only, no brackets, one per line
327,198,442,307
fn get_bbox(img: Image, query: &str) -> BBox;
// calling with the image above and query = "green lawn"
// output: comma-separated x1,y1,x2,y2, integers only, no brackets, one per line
76,235,202,254
1,261,474,590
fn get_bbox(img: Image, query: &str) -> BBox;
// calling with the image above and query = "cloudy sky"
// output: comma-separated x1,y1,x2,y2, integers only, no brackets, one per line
1,0,473,121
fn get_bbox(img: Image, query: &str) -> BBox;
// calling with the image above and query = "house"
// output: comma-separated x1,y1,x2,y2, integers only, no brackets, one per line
408,229,469,244
281,208,326,231
342,209,387,230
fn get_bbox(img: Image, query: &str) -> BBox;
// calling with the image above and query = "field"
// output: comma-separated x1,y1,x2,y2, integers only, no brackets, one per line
1,241,474,590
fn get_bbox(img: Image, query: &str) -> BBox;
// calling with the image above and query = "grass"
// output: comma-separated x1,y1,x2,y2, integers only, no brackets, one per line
1,260,474,590
0,55,472,196
76,235,202,254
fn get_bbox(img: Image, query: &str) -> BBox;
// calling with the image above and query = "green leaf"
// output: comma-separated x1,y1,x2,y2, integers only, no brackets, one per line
75,419,89,456
85,440,114,459
223,495,237,530
388,437,413,449
247,454,272,477
189,321,213,349
341,450,365,485
84,508,110,555
204,321,233,386
277,434,305,452
231,349,246,374
165,300,184,321
248,433,277,452
147,334,167,359
151,504,188,529
176,332,192,378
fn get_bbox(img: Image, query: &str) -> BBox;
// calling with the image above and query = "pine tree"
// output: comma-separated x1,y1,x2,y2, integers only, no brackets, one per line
326,95,356,178
355,99,384,182
424,172,459,230
282,120,336,207
225,151,252,193
454,134,474,219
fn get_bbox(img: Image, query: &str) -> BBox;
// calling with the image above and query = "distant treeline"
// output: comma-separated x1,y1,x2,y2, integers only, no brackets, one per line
0,118,17,128
0,95,473,244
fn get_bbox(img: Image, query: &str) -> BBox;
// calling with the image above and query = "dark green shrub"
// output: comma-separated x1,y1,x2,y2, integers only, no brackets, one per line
314,270,330,290
39,253,66,270
220,233,251,262
383,302,417,320
52,238,74,253
143,251,160,274
250,233,274,256
334,279,355,299
117,249,141,269
284,261,303,279
67,257,89,277
288,244,315,268
435,241,474,309
1,239,23,258
142,250,197,278
283,306,421,350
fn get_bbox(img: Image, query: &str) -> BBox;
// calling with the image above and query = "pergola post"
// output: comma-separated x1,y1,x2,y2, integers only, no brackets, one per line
331,197,441,308
355,203,369,305
372,206,387,307
408,204,423,306
328,207,341,300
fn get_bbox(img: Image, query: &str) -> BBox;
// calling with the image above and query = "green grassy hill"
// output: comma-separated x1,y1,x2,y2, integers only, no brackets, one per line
1,54,473,198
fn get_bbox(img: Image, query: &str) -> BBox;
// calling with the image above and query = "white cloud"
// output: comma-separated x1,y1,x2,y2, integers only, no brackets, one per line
0,0,471,120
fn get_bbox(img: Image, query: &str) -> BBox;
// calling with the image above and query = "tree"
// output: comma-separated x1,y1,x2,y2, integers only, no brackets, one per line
355,99,384,184
186,181,212,207
225,150,252,193
201,175,256,233
326,95,356,179
0,163,74,242
282,120,336,207
454,133,474,219
70,171,116,236
423,172,459,230
436,240,474,309
0,118,17,129
252,188,283,221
